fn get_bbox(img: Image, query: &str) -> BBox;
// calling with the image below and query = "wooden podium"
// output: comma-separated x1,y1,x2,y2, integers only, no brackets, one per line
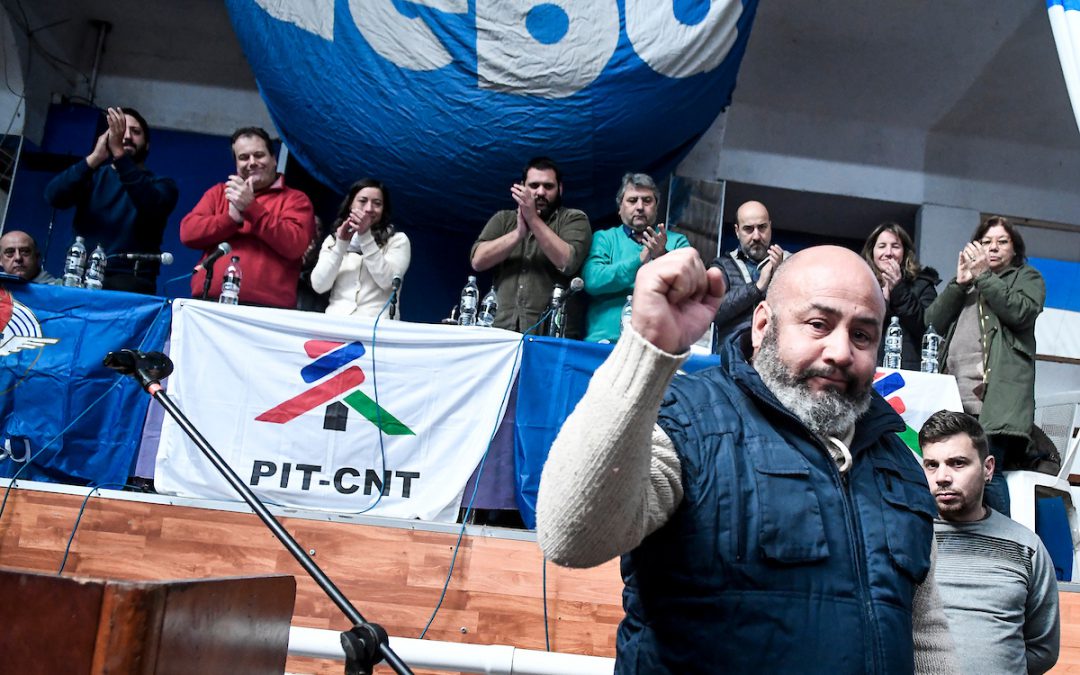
0,568,296,674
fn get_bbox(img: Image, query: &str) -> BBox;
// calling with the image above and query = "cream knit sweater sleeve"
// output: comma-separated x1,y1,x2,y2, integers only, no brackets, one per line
535,325,688,569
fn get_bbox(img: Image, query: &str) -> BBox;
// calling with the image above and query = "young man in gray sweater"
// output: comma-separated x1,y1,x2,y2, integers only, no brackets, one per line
921,410,1060,674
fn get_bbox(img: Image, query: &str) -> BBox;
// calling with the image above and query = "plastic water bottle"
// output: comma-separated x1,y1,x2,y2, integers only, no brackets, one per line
62,236,88,288
219,256,242,305
883,316,903,369
477,286,498,327
921,325,941,374
544,284,567,337
458,275,479,326
619,295,633,336
84,244,107,290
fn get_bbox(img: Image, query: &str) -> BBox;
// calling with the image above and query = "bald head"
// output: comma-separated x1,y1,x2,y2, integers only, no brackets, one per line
767,246,885,316
0,230,41,280
736,201,769,225
734,201,772,262
750,246,883,438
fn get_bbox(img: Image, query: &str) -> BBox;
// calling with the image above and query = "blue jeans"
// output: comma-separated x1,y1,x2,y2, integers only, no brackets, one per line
983,435,1018,517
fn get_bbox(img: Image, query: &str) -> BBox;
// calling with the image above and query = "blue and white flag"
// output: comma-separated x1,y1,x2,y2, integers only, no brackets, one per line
1048,0,1080,134
225,0,760,229
0,283,171,486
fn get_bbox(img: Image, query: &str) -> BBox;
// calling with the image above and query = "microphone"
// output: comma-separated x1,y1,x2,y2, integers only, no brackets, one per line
103,349,174,381
195,242,231,272
567,277,584,295
389,276,402,319
119,252,174,265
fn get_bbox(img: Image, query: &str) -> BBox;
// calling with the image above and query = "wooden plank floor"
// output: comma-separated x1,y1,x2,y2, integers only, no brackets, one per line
12,483,1078,673
0,484,622,674
1053,589,1080,673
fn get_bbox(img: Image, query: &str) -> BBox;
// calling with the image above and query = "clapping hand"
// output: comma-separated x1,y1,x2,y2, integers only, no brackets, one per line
511,182,539,222
225,175,256,222
879,258,902,300
639,223,669,263
105,107,128,159
956,241,989,285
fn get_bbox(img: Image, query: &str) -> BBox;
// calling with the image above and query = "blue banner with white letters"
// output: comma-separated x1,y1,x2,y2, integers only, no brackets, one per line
224,0,760,229
0,282,171,486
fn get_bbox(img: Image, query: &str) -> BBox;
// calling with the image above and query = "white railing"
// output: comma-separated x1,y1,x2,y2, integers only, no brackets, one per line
288,626,615,675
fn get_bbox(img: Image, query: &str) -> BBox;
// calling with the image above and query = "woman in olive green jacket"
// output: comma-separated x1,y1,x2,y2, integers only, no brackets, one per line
925,216,1045,517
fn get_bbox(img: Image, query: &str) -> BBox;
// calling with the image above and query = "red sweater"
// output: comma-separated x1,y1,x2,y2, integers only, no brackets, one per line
180,175,315,308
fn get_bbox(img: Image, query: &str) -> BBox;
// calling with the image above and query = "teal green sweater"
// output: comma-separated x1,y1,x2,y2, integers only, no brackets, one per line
582,226,690,342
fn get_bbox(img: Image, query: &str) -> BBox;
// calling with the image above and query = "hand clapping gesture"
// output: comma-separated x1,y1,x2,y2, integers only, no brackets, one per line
336,208,374,240
755,244,785,291
879,257,902,301
956,241,989,286
225,175,256,222
105,107,128,159
638,223,670,263
511,182,539,222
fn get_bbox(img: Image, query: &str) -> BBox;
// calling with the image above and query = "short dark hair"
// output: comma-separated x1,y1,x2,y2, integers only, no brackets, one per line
918,410,989,461
332,178,395,248
121,107,151,143
522,156,562,185
972,215,1026,266
230,126,273,153
615,172,659,207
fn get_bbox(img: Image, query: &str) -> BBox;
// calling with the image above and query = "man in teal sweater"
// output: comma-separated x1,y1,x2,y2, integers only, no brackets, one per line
582,173,690,342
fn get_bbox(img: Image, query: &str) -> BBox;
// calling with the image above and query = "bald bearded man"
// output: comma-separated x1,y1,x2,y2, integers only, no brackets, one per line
537,246,955,674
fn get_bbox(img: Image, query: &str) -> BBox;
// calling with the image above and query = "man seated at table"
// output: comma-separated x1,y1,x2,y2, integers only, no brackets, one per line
582,173,691,342
920,410,1059,674
1,231,57,283
470,157,591,336
180,127,315,308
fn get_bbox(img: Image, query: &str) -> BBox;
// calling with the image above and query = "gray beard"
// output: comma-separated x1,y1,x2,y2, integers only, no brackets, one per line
753,327,873,438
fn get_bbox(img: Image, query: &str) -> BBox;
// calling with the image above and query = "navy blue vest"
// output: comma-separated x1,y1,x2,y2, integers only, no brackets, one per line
616,344,936,673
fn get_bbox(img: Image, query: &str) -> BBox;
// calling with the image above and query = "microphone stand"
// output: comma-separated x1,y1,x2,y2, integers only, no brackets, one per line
200,261,214,300
113,354,412,675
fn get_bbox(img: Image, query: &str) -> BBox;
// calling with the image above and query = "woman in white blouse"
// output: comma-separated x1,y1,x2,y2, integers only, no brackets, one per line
311,179,411,318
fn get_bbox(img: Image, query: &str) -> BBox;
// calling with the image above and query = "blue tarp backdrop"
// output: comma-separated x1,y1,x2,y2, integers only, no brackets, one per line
224,0,760,232
0,283,172,486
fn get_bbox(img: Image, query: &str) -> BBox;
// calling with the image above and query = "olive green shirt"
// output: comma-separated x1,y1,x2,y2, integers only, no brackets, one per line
471,207,591,334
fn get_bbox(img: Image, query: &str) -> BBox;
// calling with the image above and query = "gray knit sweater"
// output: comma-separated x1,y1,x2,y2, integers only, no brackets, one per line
536,325,957,673
935,509,1060,674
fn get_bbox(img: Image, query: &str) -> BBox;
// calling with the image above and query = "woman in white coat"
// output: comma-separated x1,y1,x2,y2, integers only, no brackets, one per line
311,179,411,318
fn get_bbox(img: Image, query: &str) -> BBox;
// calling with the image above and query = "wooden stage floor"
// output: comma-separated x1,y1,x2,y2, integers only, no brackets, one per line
3,480,1080,673
0,481,622,674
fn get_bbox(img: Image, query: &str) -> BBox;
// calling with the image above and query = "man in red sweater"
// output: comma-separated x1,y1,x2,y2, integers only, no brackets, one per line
180,127,315,308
